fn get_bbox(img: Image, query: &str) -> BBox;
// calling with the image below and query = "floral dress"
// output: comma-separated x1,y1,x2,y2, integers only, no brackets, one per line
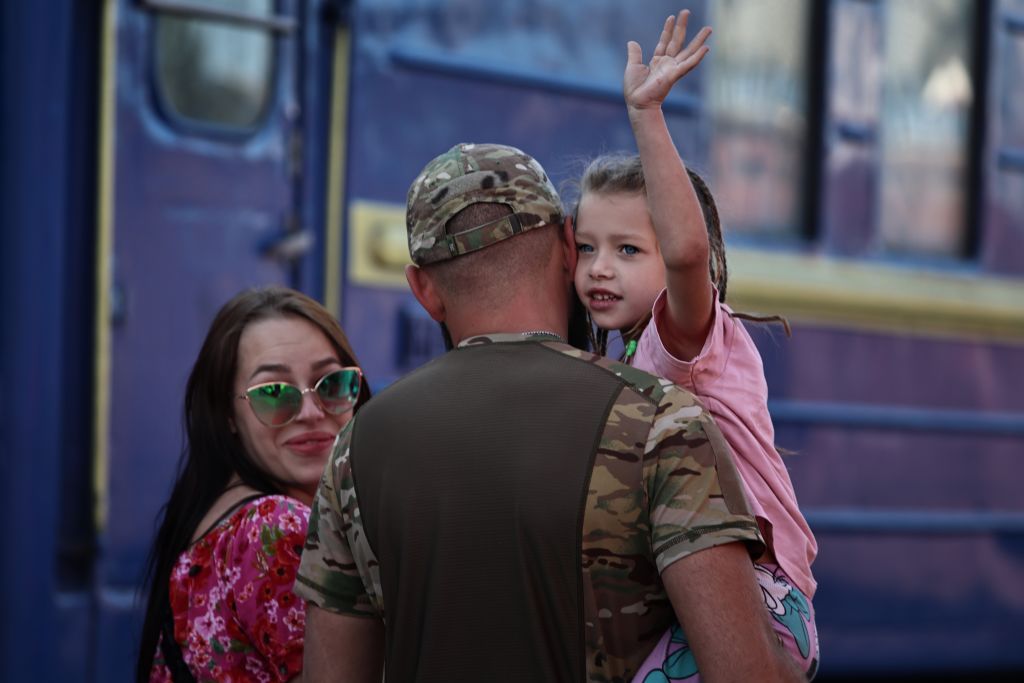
150,495,311,683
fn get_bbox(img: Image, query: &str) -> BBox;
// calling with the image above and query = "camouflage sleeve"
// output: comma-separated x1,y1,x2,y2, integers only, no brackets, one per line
294,422,383,617
645,387,765,573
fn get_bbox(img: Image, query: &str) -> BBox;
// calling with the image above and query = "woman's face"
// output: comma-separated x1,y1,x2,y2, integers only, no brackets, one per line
232,315,353,505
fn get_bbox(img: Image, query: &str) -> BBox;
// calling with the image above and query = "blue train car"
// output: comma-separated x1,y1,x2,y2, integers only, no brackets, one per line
2,0,1023,680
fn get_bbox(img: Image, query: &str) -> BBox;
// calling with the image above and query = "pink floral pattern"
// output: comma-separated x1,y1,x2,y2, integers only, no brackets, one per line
150,496,310,682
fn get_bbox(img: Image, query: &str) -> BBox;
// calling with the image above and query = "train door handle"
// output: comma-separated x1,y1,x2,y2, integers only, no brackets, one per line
261,229,314,265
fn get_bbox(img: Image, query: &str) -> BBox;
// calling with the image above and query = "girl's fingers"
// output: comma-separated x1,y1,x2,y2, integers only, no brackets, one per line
678,26,712,62
666,9,689,56
626,40,643,67
671,45,709,78
653,14,675,58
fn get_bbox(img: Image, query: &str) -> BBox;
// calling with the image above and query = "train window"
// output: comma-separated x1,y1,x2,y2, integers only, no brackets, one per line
154,0,276,129
1003,14,1024,148
706,0,812,239
877,0,975,257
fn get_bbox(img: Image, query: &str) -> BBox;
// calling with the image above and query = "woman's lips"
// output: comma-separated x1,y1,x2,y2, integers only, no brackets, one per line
284,431,336,456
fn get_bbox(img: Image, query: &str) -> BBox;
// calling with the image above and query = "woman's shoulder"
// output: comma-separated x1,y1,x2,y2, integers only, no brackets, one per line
226,494,311,540
181,494,310,585
186,494,309,557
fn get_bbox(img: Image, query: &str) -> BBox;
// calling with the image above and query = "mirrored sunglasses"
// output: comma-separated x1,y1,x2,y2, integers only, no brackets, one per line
238,367,362,427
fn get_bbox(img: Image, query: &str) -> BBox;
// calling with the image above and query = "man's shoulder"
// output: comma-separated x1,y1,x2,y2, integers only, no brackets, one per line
544,342,705,408
360,341,708,420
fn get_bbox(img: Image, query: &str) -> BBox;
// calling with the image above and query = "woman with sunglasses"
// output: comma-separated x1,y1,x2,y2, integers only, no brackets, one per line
137,286,370,683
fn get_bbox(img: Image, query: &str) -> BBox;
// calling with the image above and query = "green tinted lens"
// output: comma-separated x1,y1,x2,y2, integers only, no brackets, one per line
246,383,302,426
315,369,361,415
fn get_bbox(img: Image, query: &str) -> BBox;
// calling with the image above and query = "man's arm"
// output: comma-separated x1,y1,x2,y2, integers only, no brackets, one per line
295,424,386,682
663,542,805,682
303,604,384,683
644,384,803,681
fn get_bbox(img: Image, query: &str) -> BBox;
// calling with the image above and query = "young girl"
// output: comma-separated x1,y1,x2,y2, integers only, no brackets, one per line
572,12,819,681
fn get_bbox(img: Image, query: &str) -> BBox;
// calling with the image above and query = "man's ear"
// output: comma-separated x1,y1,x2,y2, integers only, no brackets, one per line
561,216,578,277
405,264,446,322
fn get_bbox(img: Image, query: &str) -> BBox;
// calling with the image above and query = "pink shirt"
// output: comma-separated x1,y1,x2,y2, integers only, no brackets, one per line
633,290,817,597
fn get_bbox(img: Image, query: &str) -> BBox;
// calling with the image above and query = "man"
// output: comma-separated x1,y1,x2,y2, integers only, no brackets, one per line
295,143,803,682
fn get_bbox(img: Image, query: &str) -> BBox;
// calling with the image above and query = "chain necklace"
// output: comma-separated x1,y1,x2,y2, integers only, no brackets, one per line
522,330,567,343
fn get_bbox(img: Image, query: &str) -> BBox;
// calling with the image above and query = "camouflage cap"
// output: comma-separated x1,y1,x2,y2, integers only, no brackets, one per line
406,143,564,265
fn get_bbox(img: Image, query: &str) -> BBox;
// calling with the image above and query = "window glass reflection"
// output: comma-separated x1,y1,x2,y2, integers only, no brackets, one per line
707,0,810,238
155,0,275,129
878,0,974,257
1001,22,1024,148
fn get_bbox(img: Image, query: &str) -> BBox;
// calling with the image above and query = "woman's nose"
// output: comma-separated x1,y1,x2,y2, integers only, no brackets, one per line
294,390,327,422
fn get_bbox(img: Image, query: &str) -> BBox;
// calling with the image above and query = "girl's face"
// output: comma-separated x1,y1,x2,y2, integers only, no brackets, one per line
233,315,351,505
574,191,666,333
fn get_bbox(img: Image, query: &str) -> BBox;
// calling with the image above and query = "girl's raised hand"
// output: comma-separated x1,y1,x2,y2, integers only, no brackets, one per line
624,10,712,113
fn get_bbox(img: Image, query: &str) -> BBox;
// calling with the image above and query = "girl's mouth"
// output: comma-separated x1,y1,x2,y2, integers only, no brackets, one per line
587,290,621,311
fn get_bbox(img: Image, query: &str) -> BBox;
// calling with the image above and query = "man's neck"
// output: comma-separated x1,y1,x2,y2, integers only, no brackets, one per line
445,308,568,347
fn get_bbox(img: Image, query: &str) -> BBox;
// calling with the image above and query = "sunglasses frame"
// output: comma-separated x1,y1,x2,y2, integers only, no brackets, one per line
237,366,363,428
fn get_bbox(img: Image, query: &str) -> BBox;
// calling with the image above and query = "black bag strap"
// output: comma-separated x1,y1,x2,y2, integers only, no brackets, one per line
192,493,267,545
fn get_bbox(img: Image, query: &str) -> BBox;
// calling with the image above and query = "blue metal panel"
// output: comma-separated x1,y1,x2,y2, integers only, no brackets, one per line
98,0,299,577
90,1,313,677
0,1,93,680
770,400,1024,436
294,0,343,300
806,508,1024,534
388,46,703,118
812,533,1024,675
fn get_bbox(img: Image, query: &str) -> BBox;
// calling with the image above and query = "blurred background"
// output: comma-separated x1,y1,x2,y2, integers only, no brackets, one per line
2,0,1023,680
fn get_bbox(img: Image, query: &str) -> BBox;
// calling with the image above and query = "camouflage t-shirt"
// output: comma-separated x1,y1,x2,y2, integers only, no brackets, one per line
295,333,763,682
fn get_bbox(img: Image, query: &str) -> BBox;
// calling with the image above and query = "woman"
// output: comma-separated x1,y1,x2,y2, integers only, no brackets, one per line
137,286,371,682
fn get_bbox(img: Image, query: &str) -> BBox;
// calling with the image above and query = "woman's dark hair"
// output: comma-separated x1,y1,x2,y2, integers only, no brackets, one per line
135,286,370,682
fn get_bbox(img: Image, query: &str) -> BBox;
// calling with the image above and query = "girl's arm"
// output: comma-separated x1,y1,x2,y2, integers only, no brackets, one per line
626,11,714,361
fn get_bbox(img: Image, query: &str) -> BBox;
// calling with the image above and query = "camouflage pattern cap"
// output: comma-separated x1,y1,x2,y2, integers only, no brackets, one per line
406,143,564,265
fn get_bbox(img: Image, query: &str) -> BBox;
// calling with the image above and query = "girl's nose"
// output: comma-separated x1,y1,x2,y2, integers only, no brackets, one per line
589,253,613,279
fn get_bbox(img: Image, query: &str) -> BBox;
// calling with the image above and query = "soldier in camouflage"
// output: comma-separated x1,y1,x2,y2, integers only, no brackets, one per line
295,143,804,682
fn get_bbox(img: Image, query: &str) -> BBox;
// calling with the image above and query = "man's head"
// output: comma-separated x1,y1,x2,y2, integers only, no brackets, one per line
403,143,575,341
405,143,564,266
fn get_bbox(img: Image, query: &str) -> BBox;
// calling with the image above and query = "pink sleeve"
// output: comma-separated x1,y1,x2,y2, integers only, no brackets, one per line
632,287,729,393
227,497,311,682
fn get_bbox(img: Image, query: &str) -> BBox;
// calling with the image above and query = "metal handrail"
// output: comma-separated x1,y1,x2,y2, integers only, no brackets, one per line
137,0,296,33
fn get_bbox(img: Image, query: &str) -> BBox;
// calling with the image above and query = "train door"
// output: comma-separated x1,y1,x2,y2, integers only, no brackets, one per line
91,0,317,678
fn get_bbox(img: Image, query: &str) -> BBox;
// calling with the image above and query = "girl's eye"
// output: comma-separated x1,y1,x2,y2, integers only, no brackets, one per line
621,245,640,256
576,243,594,254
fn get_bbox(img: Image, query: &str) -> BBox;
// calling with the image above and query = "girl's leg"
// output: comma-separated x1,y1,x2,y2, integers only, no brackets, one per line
630,562,818,682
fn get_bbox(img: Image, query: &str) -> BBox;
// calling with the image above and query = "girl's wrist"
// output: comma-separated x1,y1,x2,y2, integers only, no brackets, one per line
627,103,665,122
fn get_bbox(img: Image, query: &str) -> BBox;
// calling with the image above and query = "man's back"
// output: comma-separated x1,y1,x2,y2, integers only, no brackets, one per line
296,334,762,682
